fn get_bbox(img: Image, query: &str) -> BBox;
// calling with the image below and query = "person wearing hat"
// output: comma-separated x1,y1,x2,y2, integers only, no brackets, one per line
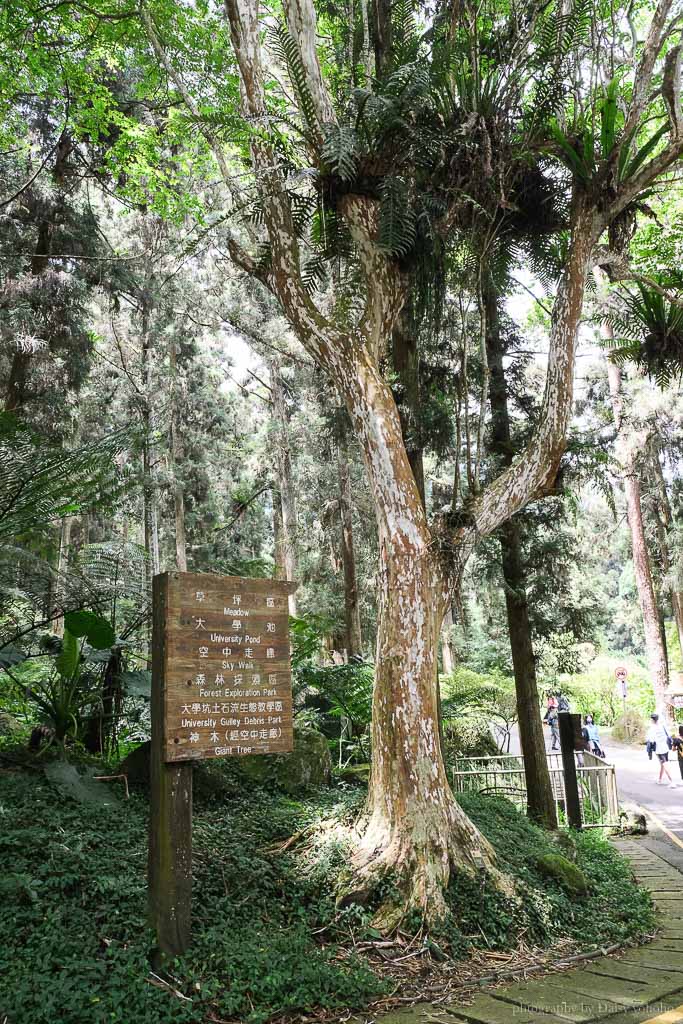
645,713,676,787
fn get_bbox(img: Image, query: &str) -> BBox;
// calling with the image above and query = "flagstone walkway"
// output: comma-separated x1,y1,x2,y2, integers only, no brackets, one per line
375,838,683,1024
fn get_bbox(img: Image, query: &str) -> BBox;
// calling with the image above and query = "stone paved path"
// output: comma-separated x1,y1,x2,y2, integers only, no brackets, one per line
374,839,683,1024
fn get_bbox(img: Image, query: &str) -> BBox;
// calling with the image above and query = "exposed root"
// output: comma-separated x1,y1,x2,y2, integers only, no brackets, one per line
338,805,514,934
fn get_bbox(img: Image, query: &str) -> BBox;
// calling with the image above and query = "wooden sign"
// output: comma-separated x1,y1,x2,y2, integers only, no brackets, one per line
158,572,295,762
148,570,296,959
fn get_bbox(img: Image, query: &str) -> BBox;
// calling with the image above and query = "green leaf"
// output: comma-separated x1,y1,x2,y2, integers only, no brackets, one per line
321,124,358,182
622,123,668,181
55,628,79,679
599,77,619,159
64,610,115,650
548,120,590,181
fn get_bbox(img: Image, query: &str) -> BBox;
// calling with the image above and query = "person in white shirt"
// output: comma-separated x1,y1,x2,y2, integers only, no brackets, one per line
646,713,676,788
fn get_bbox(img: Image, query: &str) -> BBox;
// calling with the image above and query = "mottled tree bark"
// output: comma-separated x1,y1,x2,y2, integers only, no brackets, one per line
440,605,455,675
484,279,557,830
603,339,670,714
270,360,298,615
392,298,425,508
337,433,362,656
648,444,683,655
337,348,497,926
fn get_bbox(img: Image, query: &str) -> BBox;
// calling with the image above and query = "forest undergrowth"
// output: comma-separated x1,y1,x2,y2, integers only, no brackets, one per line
0,745,655,1024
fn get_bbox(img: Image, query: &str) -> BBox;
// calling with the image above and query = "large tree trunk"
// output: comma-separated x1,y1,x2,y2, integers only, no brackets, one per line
623,464,670,710
169,338,188,571
647,443,683,655
272,486,287,577
499,522,558,826
440,605,455,675
270,360,298,614
337,432,362,657
392,299,425,507
602,333,670,712
484,279,557,830
5,350,31,412
339,348,497,927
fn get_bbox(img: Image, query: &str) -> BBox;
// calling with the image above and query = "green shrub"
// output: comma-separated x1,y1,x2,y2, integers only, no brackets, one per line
442,718,498,762
453,792,655,951
441,667,517,756
611,709,647,743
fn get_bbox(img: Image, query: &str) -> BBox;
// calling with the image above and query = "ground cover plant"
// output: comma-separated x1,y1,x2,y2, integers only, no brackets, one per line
0,750,655,1024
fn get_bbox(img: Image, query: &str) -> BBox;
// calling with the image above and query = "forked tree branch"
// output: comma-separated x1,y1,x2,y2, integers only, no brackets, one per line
282,0,338,128
622,0,675,141
606,133,683,223
463,196,599,553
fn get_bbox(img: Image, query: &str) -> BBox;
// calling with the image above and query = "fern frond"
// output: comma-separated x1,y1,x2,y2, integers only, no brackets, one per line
269,25,320,136
378,177,416,257
321,124,359,182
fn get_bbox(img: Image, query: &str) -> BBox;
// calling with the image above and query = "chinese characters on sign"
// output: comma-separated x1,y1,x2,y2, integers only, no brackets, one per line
160,573,295,762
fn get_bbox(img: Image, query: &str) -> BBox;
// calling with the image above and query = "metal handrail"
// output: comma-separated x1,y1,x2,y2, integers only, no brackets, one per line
450,751,620,828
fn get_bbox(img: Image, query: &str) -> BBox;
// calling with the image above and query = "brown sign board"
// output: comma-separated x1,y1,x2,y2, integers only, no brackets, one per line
155,571,296,763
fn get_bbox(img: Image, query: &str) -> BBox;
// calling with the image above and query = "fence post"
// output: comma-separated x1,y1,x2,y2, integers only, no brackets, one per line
559,712,582,829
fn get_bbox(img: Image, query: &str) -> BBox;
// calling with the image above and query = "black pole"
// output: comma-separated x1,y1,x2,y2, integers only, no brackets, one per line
558,711,582,830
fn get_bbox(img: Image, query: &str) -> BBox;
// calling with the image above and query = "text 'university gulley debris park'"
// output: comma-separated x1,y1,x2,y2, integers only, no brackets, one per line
159,573,295,761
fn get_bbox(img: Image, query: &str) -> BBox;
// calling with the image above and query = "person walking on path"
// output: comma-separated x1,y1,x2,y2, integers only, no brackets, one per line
584,714,605,758
672,724,683,782
646,713,677,788
544,705,560,751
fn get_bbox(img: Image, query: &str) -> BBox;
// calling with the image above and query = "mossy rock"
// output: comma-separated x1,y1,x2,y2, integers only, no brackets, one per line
119,741,151,785
118,741,240,800
238,726,332,794
336,763,370,785
118,727,332,797
0,712,22,737
549,830,578,862
536,852,588,896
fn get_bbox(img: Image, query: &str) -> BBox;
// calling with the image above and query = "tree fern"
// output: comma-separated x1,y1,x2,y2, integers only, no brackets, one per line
0,415,129,542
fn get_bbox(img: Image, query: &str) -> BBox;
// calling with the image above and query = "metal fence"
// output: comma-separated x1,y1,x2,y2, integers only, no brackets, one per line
450,750,620,828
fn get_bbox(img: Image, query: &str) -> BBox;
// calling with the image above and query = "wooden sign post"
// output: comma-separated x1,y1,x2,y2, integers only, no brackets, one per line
558,711,583,830
148,571,296,958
